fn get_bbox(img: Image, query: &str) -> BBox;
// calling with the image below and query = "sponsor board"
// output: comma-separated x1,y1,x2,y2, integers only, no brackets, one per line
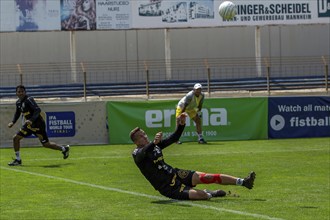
1,0,329,32
46,111,75,137
268,96,330,138
107,97,267,144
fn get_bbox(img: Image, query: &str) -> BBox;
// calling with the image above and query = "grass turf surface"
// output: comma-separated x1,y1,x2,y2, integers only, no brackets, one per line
1,137,329,220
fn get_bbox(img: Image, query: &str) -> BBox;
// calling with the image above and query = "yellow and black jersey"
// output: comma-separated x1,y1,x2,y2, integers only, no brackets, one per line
12,95,44,125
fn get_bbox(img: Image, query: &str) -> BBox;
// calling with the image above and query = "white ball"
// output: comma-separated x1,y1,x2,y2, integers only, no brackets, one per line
219,1,237,20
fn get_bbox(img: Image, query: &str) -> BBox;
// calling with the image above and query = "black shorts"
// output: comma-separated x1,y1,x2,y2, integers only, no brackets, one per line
158,169,196,200
17,119,49,144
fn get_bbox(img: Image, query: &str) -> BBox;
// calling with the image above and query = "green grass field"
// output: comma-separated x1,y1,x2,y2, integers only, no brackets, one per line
1,138,329,220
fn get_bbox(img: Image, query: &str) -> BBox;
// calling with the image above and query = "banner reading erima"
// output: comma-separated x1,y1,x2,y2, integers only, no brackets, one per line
268,96,330,138
46,111,75,137
107,98,267,144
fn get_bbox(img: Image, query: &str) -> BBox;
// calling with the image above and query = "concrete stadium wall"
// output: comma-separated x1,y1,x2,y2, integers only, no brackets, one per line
0,24,329,65
1,96,328,148
0,102,108,148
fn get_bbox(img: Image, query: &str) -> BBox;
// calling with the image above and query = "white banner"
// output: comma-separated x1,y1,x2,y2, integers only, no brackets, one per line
96,0,132,29
0,0,60,32
131,0,330,28
1,0,329,32
0,102,108,148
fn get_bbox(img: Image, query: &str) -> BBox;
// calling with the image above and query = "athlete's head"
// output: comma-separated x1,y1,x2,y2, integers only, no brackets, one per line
16,85,26,100
130,127,149,147
193,83,202,97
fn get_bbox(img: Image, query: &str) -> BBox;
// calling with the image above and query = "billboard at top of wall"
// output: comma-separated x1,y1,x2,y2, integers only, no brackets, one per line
132,0,330,28
1,0,329,32
0,0,61,32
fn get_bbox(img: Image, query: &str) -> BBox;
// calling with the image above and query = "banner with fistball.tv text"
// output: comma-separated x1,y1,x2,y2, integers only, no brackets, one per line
268,96,330,138
106,97,268,144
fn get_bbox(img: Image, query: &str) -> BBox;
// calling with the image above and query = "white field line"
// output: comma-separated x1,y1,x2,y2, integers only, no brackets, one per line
0,166,284,220
11,147,328,161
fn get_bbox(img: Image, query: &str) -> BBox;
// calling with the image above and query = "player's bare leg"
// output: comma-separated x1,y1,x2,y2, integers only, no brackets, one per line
188,188,210,200
193,116,206,144
8,135,24,166
39,134,70,159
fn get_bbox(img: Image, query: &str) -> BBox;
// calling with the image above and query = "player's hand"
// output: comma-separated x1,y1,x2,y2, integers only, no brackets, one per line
25,120,32,126
153,132,163,145
8,122,14,128
177,113,188,125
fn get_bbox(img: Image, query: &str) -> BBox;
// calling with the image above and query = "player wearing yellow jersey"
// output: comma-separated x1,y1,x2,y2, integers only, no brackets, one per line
176,83,206,144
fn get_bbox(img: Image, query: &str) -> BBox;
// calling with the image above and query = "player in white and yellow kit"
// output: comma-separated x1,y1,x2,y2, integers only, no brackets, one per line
176,83,206,144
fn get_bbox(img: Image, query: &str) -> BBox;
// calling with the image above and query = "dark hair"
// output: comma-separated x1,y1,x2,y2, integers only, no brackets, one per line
129,127,141,142
16,85,26,92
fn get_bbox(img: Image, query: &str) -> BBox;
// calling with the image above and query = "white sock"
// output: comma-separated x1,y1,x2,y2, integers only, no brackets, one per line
198,134,203,140
15,151,21,161
61,146,66,152
236,178,244,186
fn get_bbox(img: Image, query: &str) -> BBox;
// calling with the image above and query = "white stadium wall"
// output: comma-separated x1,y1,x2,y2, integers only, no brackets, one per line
0,24,329,66
0,102,108,148
0,0,329,66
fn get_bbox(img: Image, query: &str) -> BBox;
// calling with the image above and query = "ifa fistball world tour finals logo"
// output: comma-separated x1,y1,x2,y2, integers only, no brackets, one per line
318,0,330,17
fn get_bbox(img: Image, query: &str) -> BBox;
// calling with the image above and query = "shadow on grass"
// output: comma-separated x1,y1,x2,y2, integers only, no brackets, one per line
41,163,73,168
207,197,267,204
151,199,192,207
17,163,74,168
299,206,318,209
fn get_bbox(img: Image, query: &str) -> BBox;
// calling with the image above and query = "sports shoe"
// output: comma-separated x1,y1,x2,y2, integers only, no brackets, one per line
204,189,227,197
62,145,70,159
242,171,256,189
198,139,207,144
176,141,182,144
8,159,22,166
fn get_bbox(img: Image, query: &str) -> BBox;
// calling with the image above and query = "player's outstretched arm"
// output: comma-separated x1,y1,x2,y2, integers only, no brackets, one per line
158,113,187,148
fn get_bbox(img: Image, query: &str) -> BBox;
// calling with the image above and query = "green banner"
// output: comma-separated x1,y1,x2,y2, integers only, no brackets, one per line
107,97,268,144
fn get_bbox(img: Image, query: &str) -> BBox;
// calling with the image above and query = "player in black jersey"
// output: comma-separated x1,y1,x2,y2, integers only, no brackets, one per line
130,113,256,200
7,85,70,166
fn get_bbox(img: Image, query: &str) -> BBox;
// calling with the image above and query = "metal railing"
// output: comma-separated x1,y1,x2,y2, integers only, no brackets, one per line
0,56,328,100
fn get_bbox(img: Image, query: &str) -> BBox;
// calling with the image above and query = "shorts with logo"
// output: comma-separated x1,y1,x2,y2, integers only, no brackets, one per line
158,169,196,200
17,119,49,144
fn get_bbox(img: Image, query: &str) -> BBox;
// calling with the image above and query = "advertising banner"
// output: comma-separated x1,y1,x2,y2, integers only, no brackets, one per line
46,111,75,137
268,96,330,138
61,0,97,30
130,0,330,28
96,0,132,29
1,0,329,32
0,0,60,32
107,97,268,144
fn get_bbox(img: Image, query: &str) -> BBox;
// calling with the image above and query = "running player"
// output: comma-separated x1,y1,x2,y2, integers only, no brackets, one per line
7,85,70,166
130,113,256,200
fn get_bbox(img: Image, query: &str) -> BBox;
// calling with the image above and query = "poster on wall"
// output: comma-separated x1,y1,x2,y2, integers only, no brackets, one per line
131,0,330,28
0,0,60,32
268,96,330,139
1,0,330,32
131,0,216,28
96,0,132,29
46,111,76,137
61,0,97,30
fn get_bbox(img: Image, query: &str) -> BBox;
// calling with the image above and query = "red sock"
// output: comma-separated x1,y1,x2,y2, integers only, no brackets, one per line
199,173,222,184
